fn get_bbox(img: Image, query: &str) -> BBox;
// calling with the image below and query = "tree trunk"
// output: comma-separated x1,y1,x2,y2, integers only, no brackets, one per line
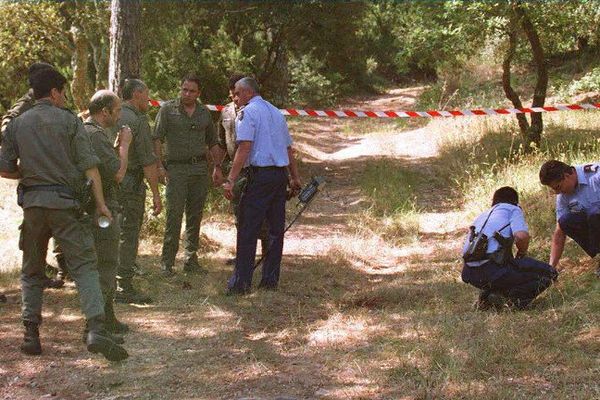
108,0,141,96
501,19,530,136
514,1,547,146
70,24,92,111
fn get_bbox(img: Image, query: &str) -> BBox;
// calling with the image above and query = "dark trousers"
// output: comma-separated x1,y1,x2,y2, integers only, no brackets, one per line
228,168,288,291
558,211,600,257
462,257,557,307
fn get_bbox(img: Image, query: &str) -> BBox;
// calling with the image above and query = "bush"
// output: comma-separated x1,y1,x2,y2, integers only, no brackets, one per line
288,54,343,108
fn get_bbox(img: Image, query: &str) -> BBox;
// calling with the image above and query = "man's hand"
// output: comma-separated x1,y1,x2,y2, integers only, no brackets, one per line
118,126,133,146
222,180,234,201
288,176,302,198
114,125,132,148
96,203,113,223
212,166,224,186
158,167,168,185
152,193,162,216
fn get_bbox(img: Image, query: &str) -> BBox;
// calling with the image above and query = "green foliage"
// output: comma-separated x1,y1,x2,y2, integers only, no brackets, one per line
0,1,71,110
565,67,600,95
288,54,342,107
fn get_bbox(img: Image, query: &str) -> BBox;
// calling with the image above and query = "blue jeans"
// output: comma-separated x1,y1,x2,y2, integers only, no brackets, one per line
558,211,600,257
228,167,288,291
462,257,557,307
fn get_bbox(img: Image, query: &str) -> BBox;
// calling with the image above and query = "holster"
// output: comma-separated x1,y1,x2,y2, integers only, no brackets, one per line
16,183,24,207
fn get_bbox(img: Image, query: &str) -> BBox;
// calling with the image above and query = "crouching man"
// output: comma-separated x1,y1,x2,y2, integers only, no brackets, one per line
539,160,600,278
461,186,558,310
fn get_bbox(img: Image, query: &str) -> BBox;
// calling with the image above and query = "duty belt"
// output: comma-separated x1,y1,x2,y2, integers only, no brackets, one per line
167,155,206,165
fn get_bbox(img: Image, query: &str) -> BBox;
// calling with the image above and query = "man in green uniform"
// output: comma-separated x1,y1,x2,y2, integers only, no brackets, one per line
0,68,127,361
1,62,68,288
116,79,162,304
153,75,221,276
84,90,132,333
215,74,270,265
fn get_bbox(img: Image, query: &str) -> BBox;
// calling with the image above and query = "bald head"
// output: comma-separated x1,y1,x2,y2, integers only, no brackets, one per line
88,90,121,128
88,90,119,115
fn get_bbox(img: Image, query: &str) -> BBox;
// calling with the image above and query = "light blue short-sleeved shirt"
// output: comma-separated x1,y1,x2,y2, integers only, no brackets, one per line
462,203,528,266
556,163,600,220
235,96,292,167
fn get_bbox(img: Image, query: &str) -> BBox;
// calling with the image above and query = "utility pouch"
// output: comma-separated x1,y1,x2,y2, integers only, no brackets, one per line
16,183,24,207
462,205,500,263
463,227,489,262
490,231,514,264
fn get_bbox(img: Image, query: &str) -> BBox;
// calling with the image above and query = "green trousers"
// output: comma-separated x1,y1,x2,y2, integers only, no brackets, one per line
20,207,104,325
161,169,208,267
92,205,121,302
118,173,146,283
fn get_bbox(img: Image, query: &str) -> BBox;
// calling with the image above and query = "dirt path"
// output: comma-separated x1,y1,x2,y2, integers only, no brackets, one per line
0,88,470,400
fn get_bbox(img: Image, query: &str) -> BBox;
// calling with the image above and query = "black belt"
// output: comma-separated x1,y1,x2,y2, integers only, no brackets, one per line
249,165,285,171
167,155,206,165
22,184,75,197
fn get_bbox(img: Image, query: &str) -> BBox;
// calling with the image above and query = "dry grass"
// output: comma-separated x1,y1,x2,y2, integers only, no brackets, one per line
1,95,599,399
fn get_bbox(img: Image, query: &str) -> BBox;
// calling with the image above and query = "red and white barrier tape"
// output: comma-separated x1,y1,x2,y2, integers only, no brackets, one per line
148,99,600,118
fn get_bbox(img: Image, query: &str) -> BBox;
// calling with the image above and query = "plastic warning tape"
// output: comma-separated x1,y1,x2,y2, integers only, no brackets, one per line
148,99,600,118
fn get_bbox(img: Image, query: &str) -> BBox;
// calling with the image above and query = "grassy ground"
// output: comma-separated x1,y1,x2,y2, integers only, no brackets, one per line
1,90,599,399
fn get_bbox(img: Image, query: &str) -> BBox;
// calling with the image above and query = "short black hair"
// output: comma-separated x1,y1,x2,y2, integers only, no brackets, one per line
88,90,118,115
492,186,519,206
539,160,574,185
121,78,147,100
228,73,245,90
30,68,67,100
27,62,55,86
181,74,201,89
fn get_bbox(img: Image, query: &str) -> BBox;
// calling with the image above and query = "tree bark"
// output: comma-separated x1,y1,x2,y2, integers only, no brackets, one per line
108,0,141,96
70,24,91,111
514,0,547,146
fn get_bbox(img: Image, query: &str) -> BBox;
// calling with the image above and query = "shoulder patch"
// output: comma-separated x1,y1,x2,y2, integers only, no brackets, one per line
583,164,598,173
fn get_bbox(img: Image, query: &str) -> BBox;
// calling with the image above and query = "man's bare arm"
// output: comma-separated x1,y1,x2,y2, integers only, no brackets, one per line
550,224,566,268
143,163,162,215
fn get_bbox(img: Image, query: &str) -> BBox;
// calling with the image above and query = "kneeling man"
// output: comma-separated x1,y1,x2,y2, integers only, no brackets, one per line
461,186,557,310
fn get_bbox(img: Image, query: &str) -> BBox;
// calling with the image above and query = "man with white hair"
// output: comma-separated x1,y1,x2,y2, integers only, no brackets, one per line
222,77,301,294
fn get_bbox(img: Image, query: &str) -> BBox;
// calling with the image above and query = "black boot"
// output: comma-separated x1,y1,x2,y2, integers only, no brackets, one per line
105,299,129,334
20,321,42,355
86,315,128,361
115,281,152,304
82,321,125,344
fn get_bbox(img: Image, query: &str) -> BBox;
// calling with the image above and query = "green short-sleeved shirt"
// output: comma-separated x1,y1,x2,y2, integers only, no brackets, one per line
117,103,157,172
0,99,100,209
153,98,217,174
217,101,238,161
84,117,120,204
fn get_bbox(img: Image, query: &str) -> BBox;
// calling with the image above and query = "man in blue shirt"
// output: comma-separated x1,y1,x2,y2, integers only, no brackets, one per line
462,187,557,310
222,77,302,294
539,159,600,277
